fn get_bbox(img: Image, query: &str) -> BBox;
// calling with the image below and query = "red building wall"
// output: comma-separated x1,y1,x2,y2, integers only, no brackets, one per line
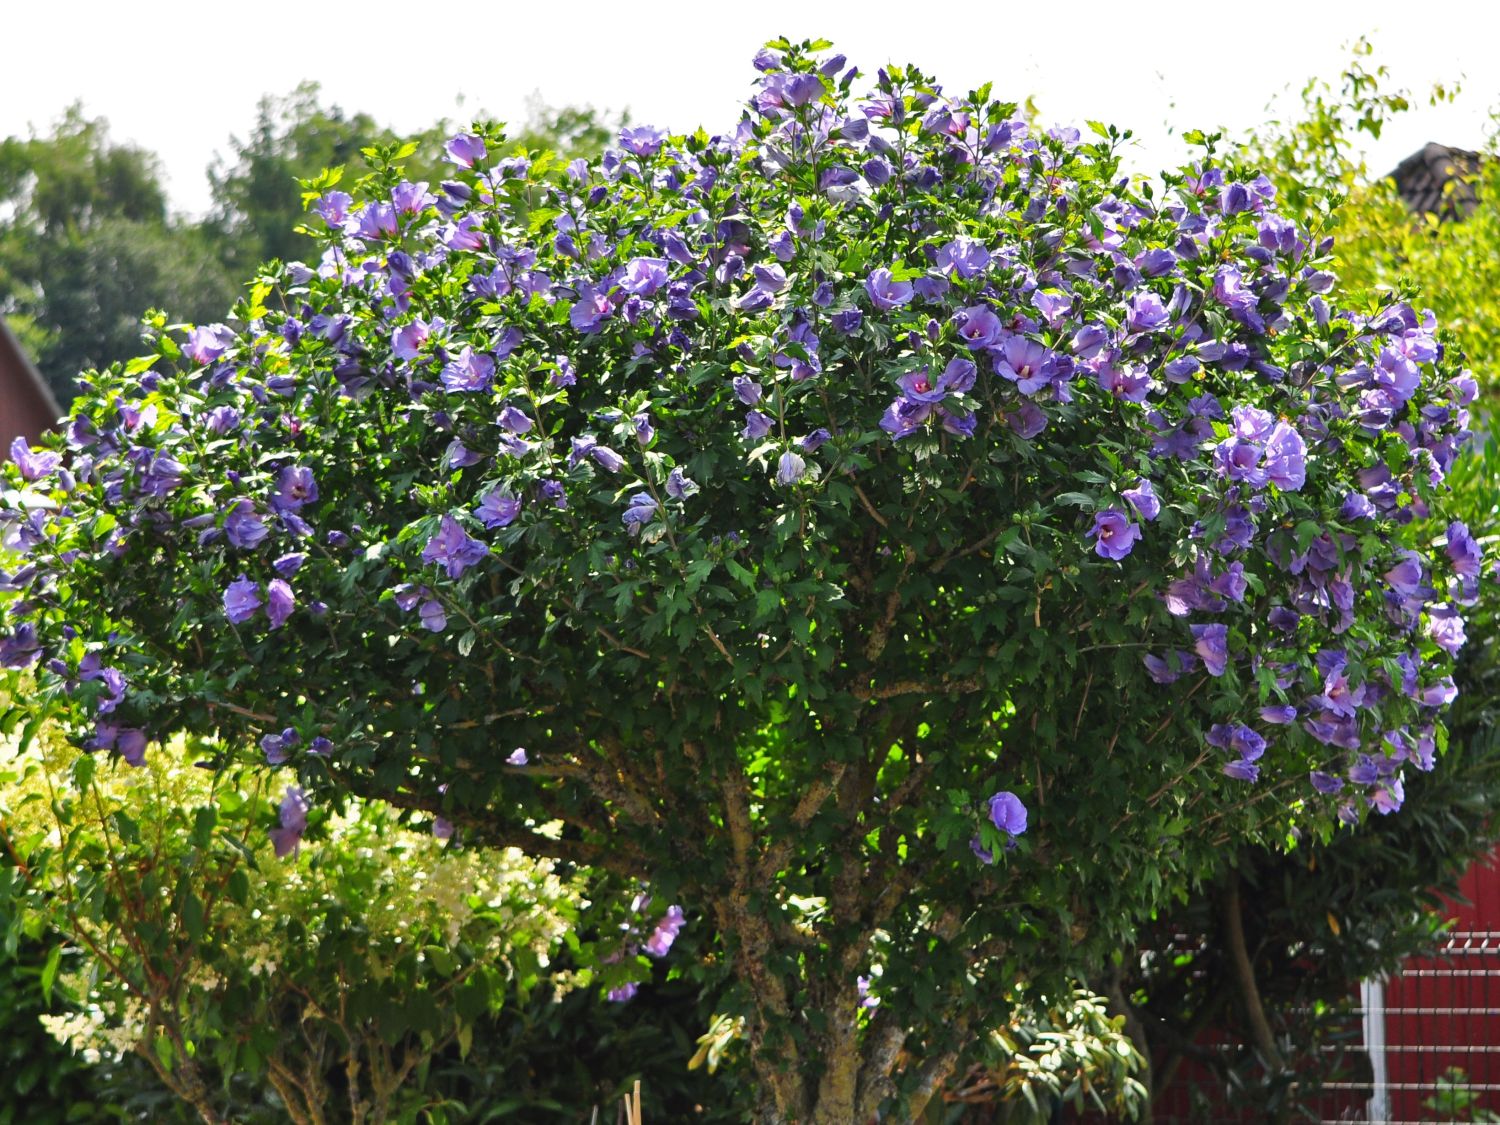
0,318,61,448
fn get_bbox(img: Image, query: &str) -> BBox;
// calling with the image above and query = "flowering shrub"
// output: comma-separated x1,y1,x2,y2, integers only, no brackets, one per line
0,710,585,1124
0,36,1479,1121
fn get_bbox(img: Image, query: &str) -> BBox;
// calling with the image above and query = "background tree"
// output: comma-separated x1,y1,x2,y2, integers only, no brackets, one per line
0,93,620,406
0,107,238,405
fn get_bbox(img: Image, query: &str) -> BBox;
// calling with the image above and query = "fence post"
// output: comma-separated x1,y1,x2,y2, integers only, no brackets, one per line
1362,976,1390,1123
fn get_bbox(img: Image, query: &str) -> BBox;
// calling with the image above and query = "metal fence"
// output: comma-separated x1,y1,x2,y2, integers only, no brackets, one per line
1146,854,1500,1124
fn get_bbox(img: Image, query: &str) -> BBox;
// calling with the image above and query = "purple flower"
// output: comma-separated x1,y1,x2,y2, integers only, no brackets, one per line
1007,402,1047,439
800,428,832,452
570,284,613,334
1260,705,1297,724
880,398,934,439
204,405,241,435
1212,266,1263,329
623,492,658,532
665,466,699,499
443,440,483,470
1427,605,1467,655
422,514,490,579
743,410,774,441
1223,759,1260,783
1263,423,1306,491
1091,509,1140,561
1229,725,1266,762
1191,623,1229,676
419,599,447,632
1136,248,1178,277
391,180,435,216
591,445,625,472
618,125,666,157
1096,366,1152,403
1385,552,1426,597
865,268,914,310
392,320,432,360
987,791,1028,837
1214,438,1266,488
1144,651,1193,684
440,346,496,393
445,133,487,168
507,747,529,766
1127,293,1169,333
224,501,268,550
1341,492,1377,521
0,624,40,670
1122,479,1160,521
184,324,236,365
269,787,310,859
954,304,1004,350
261,727,299,765
266,579,295,629
117,728,148,768
752,263,788,294
936,236,990,279
1210,563,1247,603
1369,776,1405,815
1071,324,1109,359
912,273,951,303
354,203,397,241
831,308,863,333
273,466,318,512
644,905,686,957
313,190,352,227
940,409,976,438
992,337,1055,396
433,817,455,840
224,576,261,624
475,488,521,529
620,257,670,297
897,368,947,404
1310,771,1344,795
733,376,762,405
776,450,806,486
783,72,826,107
489,408,531,439
1447,520,1483,600
9,437,61,482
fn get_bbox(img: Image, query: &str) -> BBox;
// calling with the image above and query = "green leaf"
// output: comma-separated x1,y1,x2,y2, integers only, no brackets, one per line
226,868,251,907
39,943,62,1006
153,1032,174,1072
527,207,561,234
181,893,205,943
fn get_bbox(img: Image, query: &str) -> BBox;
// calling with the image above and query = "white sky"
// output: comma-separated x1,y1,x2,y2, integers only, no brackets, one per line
3,0,1497,217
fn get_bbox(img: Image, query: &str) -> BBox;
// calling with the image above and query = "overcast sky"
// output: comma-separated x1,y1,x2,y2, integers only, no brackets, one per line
4,1,1497,216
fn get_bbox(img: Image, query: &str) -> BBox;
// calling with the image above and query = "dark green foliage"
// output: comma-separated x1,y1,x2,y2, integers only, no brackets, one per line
0,943,104,1124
